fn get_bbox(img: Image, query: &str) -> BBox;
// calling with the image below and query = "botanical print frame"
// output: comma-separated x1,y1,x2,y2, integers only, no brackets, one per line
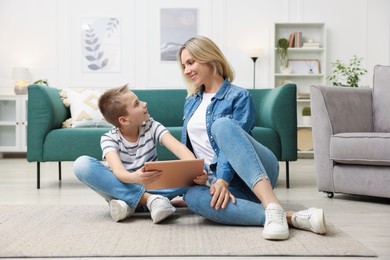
160,8,198,61
81,17,121,72
288,59,321,74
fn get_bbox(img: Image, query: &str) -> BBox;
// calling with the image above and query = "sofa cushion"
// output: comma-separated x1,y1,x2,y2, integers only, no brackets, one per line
134,89,187,126
156,127,182,160
330,132,390,166
60,88,112,128
43,128,110,161
373,65,390,132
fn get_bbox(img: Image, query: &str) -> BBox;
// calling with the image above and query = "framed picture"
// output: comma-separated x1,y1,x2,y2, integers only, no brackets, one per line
288,59,321,74
147,0,211,87
81,17,121,72
160,8,198,61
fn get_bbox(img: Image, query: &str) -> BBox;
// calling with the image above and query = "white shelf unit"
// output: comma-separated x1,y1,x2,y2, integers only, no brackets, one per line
0,95,28,153
273,23,326,158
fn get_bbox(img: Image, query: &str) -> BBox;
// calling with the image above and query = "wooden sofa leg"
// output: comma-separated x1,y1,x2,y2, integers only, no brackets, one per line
37,162,40,189
58,162,62,181
286,161,290,189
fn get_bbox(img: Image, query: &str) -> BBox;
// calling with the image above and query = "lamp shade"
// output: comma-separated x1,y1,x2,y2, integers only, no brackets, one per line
12,67,32,81
11,67,32,95
248,48,265,58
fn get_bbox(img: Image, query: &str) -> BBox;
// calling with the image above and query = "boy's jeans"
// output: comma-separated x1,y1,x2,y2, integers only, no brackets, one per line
74,156,189,209
184,117,279,226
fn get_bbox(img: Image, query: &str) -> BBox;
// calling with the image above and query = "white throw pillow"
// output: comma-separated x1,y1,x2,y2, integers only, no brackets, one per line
60,88,112,128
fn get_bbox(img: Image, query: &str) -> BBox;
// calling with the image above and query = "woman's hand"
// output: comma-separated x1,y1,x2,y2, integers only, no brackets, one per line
193,170,208,185
131,167,162,186
209,179,236,210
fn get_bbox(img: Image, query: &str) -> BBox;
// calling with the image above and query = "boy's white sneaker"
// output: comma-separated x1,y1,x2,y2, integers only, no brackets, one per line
146,195,176,224
292,208,327,234
262,203,289,240
109,199,135,222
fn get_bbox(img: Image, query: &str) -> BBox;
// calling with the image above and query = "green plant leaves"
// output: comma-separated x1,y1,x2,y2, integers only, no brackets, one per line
327,55,368,87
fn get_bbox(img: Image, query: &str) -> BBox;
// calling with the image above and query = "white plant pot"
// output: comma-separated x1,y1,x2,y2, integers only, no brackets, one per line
280,66,291,74
302,116,312,126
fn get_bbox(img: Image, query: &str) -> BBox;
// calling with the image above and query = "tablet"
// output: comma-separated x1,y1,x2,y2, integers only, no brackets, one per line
143,158,204,190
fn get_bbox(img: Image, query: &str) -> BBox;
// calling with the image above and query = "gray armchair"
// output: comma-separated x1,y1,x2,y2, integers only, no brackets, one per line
310,65,390,199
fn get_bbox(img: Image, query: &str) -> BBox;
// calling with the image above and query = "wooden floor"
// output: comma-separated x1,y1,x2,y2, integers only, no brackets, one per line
1,157,389,259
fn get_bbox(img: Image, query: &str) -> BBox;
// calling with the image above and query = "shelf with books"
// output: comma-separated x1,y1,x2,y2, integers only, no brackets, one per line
273,22,326,158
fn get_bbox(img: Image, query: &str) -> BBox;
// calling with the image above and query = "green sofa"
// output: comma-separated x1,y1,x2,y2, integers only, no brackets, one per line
27,84,297,189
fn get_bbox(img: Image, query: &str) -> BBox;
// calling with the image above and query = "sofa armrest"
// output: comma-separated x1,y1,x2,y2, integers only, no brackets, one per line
310,85,373,191
27,85,70,162
251,83,297,161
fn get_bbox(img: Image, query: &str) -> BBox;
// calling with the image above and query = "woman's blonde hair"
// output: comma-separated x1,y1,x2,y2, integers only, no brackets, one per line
177,36,235,96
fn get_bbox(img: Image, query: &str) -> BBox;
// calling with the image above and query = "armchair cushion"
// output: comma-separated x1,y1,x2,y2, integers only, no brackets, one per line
373,65,390,132
330,132,390,166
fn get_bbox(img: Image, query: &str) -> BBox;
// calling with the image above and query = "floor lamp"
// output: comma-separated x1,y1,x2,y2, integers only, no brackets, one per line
249,48,264,89
250,57,258,89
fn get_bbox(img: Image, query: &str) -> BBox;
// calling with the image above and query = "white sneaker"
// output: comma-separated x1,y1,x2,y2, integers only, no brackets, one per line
262,203,289,240
109,199,135,222
292,208,327,234
146,195,176,224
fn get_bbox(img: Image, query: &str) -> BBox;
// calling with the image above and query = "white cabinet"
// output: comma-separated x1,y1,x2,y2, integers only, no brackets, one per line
0,95,28,152
273,23,326,158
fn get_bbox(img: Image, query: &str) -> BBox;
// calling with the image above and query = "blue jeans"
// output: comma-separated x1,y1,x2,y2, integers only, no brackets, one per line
184,117,279,226
73,156,189,209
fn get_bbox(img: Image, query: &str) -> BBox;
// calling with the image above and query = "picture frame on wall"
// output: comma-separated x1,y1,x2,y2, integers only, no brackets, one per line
160,8,198,61
81,17,121,72
288,59,321,74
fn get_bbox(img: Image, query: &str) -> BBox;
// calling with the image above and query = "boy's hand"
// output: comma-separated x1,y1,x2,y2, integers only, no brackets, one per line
193,170,208,185
131,167,162,186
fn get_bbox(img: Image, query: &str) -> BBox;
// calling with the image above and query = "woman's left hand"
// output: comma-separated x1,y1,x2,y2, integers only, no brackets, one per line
209,179,236,210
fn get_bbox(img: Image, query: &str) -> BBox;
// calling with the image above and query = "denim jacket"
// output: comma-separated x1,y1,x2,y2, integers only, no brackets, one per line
181,79,256,184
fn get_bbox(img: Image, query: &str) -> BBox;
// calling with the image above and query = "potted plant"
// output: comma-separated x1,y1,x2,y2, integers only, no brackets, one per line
327,55,368,87
301,106,311,125
276,38,289,73
33,79,49,86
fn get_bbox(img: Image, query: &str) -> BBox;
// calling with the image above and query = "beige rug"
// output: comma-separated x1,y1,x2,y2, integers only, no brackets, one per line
0,204,376,257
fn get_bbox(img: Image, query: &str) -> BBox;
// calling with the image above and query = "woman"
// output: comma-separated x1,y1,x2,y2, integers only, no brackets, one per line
177,35,326,240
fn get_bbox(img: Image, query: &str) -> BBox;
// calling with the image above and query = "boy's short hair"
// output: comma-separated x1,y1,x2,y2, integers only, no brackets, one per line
98,85,129,127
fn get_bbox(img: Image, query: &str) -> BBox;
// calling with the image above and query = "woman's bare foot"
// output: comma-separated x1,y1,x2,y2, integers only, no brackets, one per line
170,197,187,207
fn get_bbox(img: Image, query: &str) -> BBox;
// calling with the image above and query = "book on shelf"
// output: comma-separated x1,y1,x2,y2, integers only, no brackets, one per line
294,32,302,48
288,32,295,48
287,32,303,48
303,42,321,48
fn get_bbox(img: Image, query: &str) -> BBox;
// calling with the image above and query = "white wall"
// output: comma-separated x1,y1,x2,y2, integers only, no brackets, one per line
0,0,389,92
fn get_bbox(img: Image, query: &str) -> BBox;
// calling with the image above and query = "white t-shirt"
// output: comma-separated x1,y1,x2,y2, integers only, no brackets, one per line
187,93,216,166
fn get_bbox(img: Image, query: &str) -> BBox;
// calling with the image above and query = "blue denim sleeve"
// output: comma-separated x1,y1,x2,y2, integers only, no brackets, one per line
215,152,235,183
232,91,256,133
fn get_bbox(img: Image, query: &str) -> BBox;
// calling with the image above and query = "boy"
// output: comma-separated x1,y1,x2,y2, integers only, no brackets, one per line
74,85,207,223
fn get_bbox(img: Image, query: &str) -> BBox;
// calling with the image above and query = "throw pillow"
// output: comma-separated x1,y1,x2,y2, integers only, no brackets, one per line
60,88,112,128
